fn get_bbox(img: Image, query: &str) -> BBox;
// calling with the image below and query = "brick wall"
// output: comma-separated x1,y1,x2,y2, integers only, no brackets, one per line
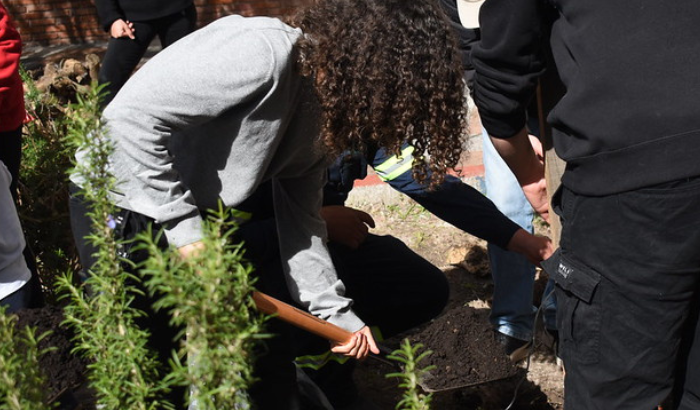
5,0,313,46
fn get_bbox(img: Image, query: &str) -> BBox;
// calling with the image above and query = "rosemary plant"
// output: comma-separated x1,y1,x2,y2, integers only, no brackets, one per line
386,339,435,410
56,83,170,410
137,205,267,409
19,67,78,297
0,306,53,410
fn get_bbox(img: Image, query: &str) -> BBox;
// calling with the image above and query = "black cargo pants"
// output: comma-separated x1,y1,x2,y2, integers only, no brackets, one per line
543,178,700,410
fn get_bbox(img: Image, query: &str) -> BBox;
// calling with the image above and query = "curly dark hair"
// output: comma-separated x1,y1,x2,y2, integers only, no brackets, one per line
292,0,467,188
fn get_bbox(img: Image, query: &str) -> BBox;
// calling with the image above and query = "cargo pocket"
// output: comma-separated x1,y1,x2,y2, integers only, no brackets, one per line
542,249,602,364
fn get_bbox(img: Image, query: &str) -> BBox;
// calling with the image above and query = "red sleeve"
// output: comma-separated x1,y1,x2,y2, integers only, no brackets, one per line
0,4,25,131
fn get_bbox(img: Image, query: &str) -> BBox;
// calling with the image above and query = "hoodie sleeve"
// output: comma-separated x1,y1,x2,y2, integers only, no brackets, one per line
273,170,365,332
471,0,547,139
101,17,300,248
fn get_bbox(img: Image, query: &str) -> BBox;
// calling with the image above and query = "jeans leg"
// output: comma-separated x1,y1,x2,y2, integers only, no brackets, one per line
482,129,537,341
542,278,557,331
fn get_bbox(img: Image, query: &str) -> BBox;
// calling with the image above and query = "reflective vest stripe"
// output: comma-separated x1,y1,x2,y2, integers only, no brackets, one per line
373,146,415,182
294,327,385,370
295,351,350,370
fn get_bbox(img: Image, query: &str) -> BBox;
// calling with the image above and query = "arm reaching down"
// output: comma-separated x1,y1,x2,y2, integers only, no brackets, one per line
489,128,549,221
320,205,375,249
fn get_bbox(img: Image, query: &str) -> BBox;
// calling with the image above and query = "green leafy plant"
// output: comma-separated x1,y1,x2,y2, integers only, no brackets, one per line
384,199,427,222
137,206,268,409
0,306,54,410
56,83,171,410
386,339,434,410
56,79,264,409
19,67,79,300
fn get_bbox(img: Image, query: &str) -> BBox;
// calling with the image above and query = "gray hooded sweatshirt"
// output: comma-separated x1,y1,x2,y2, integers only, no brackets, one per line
84,15,364,332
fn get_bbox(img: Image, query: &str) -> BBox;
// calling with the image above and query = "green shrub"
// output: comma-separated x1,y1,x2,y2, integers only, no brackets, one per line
0,306,53,410
57,80,264,409
19,68,79,300
138,206,268,409
56,83,170,410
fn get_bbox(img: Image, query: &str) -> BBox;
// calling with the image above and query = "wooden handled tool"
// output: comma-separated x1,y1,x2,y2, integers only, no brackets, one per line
251,291,353,344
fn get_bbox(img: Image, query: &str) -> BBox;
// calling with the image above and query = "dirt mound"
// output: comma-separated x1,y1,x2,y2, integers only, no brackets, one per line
410,305,520,392
14,305,87,401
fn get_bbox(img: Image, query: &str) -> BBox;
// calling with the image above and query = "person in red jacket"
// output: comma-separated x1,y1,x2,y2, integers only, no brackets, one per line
0,1,26,198
0,2,43,311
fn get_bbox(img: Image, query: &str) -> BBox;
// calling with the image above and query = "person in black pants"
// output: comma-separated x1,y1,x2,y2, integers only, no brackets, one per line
472,0,700,408
95,0,197,107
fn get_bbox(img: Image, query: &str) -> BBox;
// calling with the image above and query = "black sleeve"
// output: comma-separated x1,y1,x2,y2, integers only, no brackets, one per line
95,0,125,32
471,0,548,139
389,173,520,249
369,144,521,249
438,0,481,96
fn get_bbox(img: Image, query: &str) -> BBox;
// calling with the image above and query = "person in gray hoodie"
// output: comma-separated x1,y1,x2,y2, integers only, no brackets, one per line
70,0,467,408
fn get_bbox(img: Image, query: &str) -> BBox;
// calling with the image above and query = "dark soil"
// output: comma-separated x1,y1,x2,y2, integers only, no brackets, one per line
14,305,87,406
352,263,564,410
12,259,563,410
409,305,520,392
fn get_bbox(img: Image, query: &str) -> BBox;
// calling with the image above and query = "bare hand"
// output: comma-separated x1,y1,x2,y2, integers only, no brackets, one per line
320,206,375,249
521,133,550,221
110,19,135,39
177,240,205,259
490,129,550,222
506,229,555,267
522,174,549,222
330,326,379,360
528,134,544,161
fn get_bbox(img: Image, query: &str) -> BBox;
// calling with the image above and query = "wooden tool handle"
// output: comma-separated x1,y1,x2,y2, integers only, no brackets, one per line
252,291,353,344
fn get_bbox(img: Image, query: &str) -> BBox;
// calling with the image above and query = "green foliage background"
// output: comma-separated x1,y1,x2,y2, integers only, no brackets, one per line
19,69,81,300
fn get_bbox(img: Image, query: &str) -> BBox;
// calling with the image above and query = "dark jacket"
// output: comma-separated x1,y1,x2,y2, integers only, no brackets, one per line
95,0,193,31
324,146,521,250
472,0,700,196
438,0,480,95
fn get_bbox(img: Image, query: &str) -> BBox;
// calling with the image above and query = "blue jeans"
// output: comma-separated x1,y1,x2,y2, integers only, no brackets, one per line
482,129,556,341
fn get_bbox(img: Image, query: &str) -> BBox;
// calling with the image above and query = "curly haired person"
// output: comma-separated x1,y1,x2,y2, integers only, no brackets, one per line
69,1,466,408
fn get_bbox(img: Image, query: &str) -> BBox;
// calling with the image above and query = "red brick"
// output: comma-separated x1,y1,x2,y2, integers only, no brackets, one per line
21,0,309,46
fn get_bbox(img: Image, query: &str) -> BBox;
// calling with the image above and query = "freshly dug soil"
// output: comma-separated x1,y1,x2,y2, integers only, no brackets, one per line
409,305,520,392
14,305,87,402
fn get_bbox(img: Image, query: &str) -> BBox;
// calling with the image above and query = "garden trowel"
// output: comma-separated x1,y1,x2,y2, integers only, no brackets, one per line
251,291,516,393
